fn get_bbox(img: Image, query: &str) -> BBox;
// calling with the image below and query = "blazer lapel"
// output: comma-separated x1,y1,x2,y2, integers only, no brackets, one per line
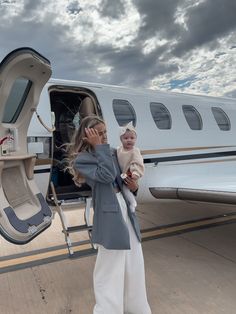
111,148,123,190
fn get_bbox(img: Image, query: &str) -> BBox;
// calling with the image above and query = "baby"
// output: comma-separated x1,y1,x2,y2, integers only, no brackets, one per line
117,121,144,212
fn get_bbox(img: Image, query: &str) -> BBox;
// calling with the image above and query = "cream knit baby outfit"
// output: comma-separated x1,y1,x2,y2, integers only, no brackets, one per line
117,146,144,179
117,146,144,212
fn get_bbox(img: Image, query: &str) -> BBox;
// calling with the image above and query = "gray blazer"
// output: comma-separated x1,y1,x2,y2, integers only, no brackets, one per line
74,144,141,250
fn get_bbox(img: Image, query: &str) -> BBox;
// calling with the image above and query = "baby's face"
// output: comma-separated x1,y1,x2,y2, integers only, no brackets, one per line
120,130,136,150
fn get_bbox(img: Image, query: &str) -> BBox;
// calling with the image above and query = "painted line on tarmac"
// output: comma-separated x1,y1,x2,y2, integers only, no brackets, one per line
1,212,236,274
0,240,96,274
142,212,236,241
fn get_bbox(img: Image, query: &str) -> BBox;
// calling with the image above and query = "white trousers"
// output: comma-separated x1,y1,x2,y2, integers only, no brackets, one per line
122,185,137,212
93,192,151,314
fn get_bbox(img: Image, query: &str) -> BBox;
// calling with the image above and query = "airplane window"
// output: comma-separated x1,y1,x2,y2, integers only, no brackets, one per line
150,102,171,129
211,107,230,131
3,77,32,123
182,105,202,130
112,99,136,126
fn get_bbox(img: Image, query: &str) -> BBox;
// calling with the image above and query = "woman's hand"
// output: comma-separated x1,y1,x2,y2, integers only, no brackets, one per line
124,176,138,193
83,128,102,147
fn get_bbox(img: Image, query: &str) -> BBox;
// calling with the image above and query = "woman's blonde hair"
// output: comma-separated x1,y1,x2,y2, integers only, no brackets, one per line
65,115,105,185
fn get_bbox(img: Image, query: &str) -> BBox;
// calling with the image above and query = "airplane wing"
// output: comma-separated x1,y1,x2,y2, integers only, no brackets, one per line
146,154,236,205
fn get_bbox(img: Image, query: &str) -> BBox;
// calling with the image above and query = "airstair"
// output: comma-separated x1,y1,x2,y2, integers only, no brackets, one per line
50,182,95,256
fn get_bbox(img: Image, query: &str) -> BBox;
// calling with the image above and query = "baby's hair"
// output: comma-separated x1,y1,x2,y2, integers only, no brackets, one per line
119,121,136,138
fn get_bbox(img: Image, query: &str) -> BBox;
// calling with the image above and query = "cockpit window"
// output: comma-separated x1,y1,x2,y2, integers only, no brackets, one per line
3,77,32,123
150,102,172,129
112,99,136,126
182,105,202,130
211,107,231,131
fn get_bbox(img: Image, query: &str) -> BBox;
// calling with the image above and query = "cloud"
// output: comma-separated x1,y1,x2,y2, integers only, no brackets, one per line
91,43,178,87
0,0,235,97
160,75,198,90
67,1,82,15
173,0,236,57
99,0,125,19
133,0,182,40
224,89,236,98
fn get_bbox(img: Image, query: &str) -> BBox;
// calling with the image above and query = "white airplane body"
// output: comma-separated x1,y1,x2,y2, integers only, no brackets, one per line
32,78,236,203
0,48,235,244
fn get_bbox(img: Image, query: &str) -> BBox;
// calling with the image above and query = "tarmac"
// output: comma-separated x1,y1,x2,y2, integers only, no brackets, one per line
1,200,236,314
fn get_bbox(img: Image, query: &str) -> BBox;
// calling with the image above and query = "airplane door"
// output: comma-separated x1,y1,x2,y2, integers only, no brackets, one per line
0,48,53,244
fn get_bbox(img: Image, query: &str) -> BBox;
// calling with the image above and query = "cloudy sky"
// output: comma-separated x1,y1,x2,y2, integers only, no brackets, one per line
0,0,236,97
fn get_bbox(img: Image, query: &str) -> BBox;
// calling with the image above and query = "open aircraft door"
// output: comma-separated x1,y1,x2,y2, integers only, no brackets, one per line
0,48,53,244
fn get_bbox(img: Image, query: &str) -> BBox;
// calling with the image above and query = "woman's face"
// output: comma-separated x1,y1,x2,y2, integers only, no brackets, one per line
94,123,108,144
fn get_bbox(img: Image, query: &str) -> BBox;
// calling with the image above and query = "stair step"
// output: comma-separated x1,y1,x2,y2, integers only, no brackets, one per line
67,225,92,233
69,247,97,258
59,199,86,206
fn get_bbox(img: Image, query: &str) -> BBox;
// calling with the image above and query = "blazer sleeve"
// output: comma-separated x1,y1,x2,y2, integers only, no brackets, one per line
74,144,116,184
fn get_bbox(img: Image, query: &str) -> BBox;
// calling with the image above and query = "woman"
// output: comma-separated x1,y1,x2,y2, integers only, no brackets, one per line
67,115,151,314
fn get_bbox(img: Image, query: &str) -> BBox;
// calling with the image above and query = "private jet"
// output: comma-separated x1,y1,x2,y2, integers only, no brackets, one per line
0,47,235,246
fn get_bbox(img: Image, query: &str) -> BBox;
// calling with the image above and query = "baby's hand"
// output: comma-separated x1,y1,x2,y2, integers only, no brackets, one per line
132,173,139,180
124,176,139,192
126,169,132,178
120,173,127,180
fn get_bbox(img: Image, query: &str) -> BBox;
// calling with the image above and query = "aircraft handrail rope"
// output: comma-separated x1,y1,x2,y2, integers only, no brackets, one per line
32,108,56,133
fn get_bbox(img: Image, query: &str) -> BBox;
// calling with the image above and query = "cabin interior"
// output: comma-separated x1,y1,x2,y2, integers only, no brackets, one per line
48,89,101,202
